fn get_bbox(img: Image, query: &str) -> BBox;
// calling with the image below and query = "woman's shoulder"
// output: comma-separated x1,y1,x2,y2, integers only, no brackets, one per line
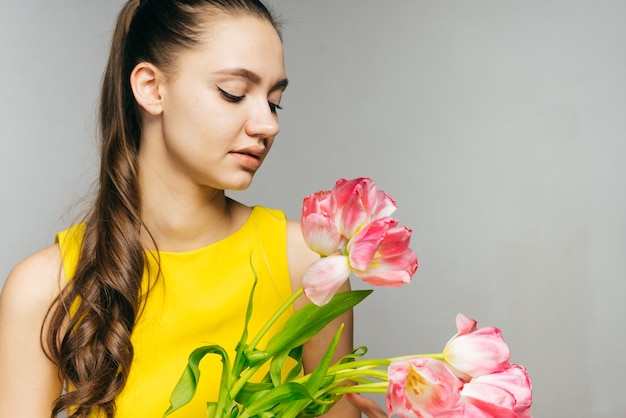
0,246,65,412
0,245,64,316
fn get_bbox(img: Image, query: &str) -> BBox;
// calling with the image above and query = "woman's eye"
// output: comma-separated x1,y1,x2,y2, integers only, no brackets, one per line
268,102,283,113
218,87,244,103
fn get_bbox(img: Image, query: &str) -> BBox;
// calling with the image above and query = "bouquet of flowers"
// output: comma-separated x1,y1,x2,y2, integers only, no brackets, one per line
163,178,532,417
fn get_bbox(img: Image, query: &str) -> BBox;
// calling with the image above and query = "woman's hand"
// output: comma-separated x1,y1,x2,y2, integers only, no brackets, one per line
345,393,388,417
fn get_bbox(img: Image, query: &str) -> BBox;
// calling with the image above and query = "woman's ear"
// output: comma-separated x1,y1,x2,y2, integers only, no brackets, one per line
130,62,164,115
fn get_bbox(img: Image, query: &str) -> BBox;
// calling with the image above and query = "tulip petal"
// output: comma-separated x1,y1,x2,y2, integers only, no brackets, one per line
354,249,416,287
386,357,463,418
301,213,344,256
461,381,517,417
357,177,397,220
347,218,393,271
456,313,478,335
302,255,351,306
444,325,511,379
458,401,503,417
371,189,397,219
304,190,336,212
331,177,398,238
346,217,417,288
377,225,412,257
331,177,359,207
356,262,414,287
340,194,368,238
470,365,532,414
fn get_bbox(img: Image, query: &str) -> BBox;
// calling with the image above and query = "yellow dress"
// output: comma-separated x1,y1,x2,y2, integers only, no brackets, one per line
56,206,294,417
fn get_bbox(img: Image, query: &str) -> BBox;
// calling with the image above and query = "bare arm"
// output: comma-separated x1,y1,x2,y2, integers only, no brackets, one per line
0,245,64,417
287,220,389,417
286,220,361,418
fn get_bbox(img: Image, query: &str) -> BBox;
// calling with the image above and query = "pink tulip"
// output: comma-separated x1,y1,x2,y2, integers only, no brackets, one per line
348,217,418,287
301,178,417,306
386,357,463,418
301,190,345,256
462,365,532,417
302,255,352,305
456,401,506,417
443,314,511,380
332,177,397,238
459,382,517,417
303,217,417,305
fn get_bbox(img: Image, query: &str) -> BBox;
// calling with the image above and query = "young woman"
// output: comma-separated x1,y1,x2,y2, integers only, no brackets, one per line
0,0,386,417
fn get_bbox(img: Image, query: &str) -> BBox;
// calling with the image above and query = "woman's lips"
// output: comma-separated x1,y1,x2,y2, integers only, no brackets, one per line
230,150,263,170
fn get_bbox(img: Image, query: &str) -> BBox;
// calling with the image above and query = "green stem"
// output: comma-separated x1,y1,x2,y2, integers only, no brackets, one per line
220,287,446,416
292,366,388,387
229,365,260,399
326,353,444,373
333,368,389,382
291,352,449,404
391,353,445,361
248,288,304,349
326,358,391,373
330,382,389,395
226,288,304,408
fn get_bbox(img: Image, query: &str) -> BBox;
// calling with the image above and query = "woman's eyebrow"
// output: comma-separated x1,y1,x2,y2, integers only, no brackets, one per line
213,67,289,91
273,78,289,92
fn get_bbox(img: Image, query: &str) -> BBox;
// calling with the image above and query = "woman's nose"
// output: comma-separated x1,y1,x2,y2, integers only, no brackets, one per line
245,100,280,139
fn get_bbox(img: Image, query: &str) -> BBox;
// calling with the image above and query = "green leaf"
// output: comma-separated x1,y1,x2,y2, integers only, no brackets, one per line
229,405,241,417
244,348,270,367
232,255,259,377
279,324,344,418
264,290,372,358
239,346,303,404
339,346,368,362
242,382,315,416
233,381,275,405
283,345,304,383
163,345,230,417
269,348,289,386
206,402,217,417
300,392,339,417
304,324,342,391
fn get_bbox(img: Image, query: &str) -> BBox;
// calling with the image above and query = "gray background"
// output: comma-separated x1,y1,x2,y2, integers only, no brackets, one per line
2,1,625,417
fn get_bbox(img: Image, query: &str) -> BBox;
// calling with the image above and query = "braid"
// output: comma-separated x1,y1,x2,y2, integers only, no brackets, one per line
45,2,145,417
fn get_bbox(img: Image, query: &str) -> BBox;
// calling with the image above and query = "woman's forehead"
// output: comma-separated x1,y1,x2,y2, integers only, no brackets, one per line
175,15,285,81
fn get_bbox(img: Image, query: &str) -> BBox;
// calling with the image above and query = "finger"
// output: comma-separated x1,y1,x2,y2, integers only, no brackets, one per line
345,393,388,417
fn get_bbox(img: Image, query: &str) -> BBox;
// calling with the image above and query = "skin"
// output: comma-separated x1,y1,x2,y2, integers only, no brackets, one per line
0,245,64,416
0,13,386,418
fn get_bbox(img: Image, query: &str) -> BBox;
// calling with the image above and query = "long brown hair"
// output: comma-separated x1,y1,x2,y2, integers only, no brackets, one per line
44,1,280,416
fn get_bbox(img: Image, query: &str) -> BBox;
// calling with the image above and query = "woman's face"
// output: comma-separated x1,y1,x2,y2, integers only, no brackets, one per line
150,14,287,192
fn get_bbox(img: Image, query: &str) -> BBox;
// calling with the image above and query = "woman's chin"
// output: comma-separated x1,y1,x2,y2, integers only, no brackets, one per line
224,174,256,192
